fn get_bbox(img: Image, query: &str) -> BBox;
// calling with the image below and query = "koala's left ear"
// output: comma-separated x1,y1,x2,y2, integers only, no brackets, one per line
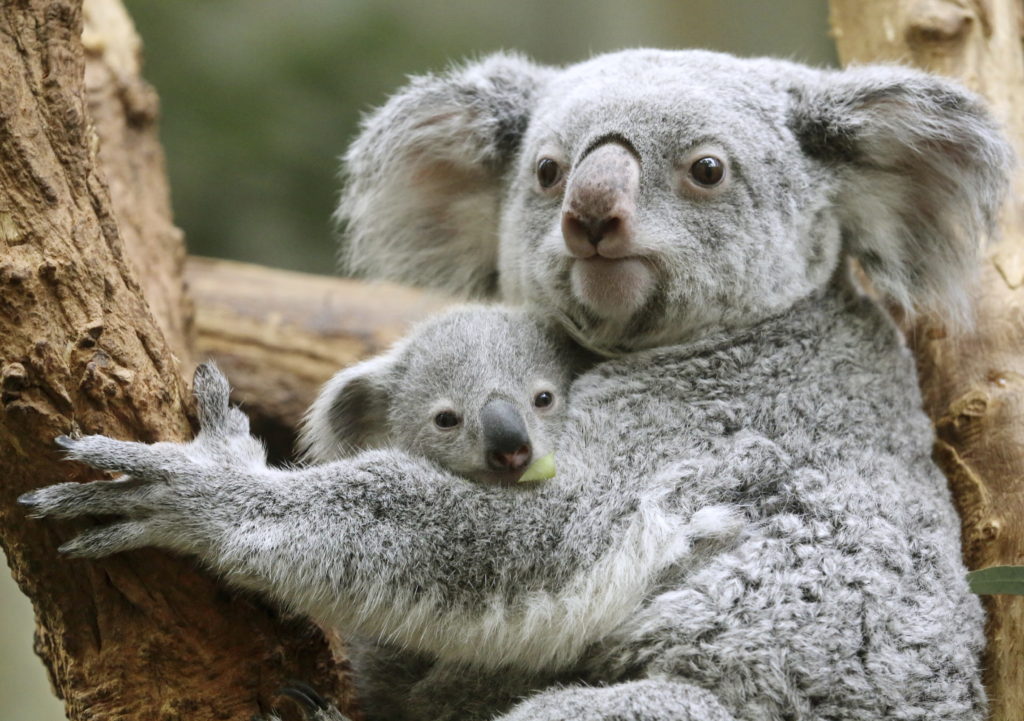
339,53,551,299
789,66,1013,321
297,351,399,464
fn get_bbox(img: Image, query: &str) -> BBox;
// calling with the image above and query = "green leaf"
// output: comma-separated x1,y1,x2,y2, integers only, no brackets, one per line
967,566,1024,596
519,453,556,483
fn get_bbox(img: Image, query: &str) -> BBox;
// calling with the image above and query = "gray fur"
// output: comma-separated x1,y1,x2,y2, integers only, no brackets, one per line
22,49,1011,720
340,53,552,298
299,304,588,485
342,50,1009,348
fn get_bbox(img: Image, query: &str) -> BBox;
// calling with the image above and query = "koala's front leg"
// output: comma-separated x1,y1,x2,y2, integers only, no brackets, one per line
20,363,272,559
494,679,737,721
23,364,678,673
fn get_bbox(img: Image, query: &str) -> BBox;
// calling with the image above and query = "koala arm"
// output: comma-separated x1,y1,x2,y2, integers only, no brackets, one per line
494,679,737,721
21,364,703,673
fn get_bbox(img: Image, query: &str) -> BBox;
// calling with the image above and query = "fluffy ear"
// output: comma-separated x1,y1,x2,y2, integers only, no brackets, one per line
789,66,1013,322
338,52,550,298
297,351,400,464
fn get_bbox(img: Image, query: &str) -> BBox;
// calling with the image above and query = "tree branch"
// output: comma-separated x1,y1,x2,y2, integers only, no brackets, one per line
187,256,447,462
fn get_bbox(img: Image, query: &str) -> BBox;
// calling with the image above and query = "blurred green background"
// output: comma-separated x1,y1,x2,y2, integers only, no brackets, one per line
1,2,835,719
128,0,837,273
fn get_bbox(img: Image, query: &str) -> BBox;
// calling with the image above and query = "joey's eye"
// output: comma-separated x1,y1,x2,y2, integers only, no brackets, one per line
434,410,460,429
536,158,562,189
689,156,725,186
533,391,554,409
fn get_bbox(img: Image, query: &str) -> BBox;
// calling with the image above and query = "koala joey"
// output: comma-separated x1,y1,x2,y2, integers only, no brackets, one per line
299,304,591,485
25,49,1012,721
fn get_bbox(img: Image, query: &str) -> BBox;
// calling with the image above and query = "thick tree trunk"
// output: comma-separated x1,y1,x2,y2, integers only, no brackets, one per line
829,2,1024,719
0,1,358,719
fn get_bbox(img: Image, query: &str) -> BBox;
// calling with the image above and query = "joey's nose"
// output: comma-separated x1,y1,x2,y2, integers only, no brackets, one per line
480,398,533,472
487,445,532,472
562,142,639,259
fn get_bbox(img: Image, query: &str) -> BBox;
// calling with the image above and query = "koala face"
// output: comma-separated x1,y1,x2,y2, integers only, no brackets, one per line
340,50,1009,352
499,52,839,350
300,307,586,486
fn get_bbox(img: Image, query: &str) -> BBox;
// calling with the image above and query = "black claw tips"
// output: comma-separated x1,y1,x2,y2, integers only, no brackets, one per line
279,682,329,714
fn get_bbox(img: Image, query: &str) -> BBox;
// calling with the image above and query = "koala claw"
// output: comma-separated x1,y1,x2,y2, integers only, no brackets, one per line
56,433,187,479
279,682,329,712
58,520,152,558
18,477,154,519
273,683,352,721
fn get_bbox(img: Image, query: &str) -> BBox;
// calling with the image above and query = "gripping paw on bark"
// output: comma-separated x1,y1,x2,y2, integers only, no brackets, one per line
19,362,267,558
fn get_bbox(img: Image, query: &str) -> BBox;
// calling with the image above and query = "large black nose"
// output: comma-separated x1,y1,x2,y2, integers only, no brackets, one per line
480,398,532,472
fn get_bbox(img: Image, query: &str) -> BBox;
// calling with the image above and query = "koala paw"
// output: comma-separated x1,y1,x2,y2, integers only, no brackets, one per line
191,361,253,442
19,362,266,558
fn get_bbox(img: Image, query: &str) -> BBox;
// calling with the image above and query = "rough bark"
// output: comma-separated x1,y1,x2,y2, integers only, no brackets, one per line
81,0,193,364
829,2,1024,719
0,1,355,719
186,256,446,462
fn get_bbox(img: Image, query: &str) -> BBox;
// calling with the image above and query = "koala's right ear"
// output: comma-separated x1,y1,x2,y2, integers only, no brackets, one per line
297,351,400,464
788,66,1012,323
338,53,550,298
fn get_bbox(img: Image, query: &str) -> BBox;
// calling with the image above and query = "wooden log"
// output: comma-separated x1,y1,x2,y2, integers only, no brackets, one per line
0,1,356,718
186,256,448,462
829,2,1024,718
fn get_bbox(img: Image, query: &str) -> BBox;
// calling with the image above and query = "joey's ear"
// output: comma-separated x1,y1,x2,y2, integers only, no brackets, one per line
297,352,400,464
339,52,551,298
789,66,1013,321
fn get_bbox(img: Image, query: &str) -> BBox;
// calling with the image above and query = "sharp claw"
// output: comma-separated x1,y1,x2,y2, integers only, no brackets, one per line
285,682,328,709
280,683,328,713
55,435,75,449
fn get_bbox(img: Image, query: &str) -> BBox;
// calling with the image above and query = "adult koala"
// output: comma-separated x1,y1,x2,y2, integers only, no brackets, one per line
24,51,1011,721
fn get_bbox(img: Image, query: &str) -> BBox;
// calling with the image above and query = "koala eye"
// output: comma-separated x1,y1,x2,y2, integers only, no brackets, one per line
533,391,554,409
689,156,725,186
536,157,563,190
434,410,460,429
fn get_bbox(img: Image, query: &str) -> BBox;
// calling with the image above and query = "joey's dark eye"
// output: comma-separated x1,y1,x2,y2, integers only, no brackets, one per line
434,410,460,429
533,391,554,409
536,158,562,189
689,156,725,186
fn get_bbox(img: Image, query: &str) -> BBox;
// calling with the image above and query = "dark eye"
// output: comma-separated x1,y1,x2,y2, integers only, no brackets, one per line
434,410,460,429
533,391,554,409
689,156,725,186
536,158,562,189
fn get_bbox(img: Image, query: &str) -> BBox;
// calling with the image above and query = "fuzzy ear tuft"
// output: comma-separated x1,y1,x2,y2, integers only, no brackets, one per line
338,53,550,298
297,352,399,464
790,65,1013,323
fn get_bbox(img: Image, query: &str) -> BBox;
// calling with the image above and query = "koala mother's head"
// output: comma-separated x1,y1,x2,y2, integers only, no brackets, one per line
340,50,1009,352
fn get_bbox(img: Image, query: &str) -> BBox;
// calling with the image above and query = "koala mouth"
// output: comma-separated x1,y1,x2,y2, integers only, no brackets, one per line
466,467,532,488
569,256,655,321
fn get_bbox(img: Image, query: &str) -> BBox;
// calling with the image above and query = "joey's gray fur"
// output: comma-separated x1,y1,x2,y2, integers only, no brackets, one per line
299,304,589,485
25,49,1011,720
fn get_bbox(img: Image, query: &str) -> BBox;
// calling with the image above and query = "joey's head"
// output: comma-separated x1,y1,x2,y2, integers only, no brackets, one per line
299,306,587,486
340,50,1010,352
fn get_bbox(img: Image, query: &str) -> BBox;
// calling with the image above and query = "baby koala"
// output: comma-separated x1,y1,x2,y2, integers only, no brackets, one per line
299,305,592,485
